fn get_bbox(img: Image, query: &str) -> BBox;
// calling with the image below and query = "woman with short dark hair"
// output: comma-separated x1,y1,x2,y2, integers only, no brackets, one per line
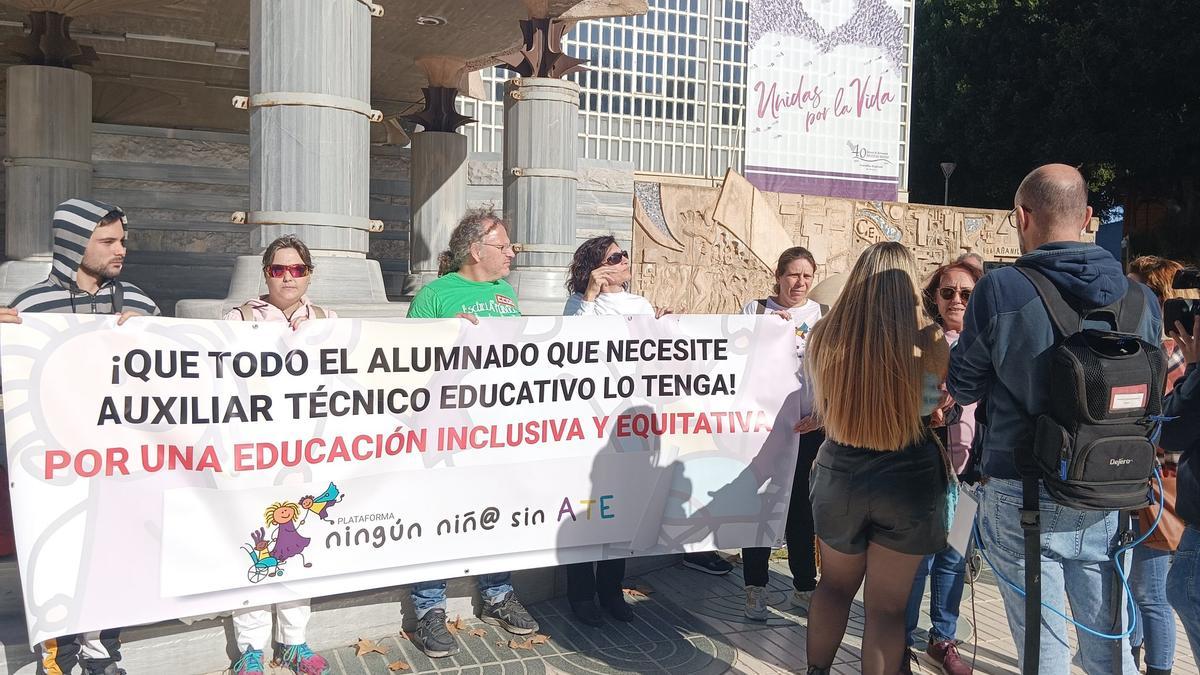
223,234,332,675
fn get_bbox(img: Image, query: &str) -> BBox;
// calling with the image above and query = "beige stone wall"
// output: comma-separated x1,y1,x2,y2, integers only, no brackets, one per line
633,170,1095,313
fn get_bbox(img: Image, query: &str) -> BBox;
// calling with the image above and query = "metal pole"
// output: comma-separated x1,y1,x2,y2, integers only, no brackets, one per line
940,162,957,206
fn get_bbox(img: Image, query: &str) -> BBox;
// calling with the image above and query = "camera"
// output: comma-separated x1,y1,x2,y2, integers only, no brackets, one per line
1164,268,1200,335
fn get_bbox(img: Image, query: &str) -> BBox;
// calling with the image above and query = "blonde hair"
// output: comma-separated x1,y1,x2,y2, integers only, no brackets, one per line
264,501,300,526
807,242,949,450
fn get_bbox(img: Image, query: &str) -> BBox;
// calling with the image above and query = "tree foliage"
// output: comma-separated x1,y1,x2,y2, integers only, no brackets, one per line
909,0,1200,258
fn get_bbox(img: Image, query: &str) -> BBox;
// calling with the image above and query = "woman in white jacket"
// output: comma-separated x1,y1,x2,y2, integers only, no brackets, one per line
563,236,657,317
562,236,670,628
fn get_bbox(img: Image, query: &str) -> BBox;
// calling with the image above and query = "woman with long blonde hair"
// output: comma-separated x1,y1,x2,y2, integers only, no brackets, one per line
804,242,951,675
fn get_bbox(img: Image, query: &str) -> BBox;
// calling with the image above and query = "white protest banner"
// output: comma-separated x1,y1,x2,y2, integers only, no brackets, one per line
745,0,908,200
1,314,801,645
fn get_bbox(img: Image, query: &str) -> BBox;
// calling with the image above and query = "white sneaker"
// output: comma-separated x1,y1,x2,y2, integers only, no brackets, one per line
744,585,769,621
791,589,813,610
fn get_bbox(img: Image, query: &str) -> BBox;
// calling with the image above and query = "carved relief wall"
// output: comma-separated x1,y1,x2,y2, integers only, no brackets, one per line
632,170,1096,313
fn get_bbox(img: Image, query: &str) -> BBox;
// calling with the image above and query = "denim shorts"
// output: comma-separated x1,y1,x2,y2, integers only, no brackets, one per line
809,438,948,556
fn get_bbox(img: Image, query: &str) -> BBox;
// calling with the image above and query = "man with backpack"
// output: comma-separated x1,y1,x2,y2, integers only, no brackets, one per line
948,164,1162,674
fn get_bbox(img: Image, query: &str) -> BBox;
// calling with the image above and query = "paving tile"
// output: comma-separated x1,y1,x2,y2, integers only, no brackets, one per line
295,556,1197,675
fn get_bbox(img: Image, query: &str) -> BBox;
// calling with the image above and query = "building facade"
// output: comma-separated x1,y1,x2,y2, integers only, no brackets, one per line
460,0,913,196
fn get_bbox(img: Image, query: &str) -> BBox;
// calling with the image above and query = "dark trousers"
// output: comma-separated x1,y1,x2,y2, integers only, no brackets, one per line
566,559,627,602
742,429,822,591
38,629,122,675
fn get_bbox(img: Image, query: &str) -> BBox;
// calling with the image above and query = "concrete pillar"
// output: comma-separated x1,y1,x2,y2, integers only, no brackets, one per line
0,65,92,304
407,131,467,293
176,0,402,317
248,0,371,254
502,77,580,315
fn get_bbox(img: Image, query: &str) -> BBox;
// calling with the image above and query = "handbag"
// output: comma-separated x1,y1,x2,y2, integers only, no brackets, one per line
1137,461,1184,551
929,427,959,533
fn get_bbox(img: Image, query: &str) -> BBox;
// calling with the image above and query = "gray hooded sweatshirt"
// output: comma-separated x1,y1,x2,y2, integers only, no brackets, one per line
9,198,159,315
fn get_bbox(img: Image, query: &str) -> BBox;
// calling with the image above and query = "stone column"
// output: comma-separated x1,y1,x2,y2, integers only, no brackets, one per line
248,0,371,255
408,131,467,292
177,0,399,317
0,65,92,304
502,77,580,315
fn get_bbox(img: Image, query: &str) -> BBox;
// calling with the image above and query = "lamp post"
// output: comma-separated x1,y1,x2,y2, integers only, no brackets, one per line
940,162,957,205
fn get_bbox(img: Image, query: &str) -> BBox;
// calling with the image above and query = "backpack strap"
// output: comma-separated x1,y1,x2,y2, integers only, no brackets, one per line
110,282,124,314
1021,474,1042,675
311,305,327,320
1015,266,1080,338
1017,266,1146,336
1114,282,1147,335
236,303,254,321
754,299,769,315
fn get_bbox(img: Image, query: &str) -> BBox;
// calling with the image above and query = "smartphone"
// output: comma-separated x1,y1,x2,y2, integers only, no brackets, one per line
1164,298,1198,335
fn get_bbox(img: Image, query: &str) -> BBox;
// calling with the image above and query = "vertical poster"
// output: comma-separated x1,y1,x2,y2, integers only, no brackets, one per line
745,0,908,200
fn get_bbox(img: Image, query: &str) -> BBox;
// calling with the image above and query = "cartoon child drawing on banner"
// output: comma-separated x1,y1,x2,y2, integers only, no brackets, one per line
239,484,346,581
265,501,312,569
242,527,281,583
299,482,344,524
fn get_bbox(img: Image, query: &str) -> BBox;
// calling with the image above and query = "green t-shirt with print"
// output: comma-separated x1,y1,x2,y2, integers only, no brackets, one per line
406,272,521,318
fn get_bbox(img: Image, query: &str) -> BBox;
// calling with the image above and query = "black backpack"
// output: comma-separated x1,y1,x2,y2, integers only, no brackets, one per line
1017,266,1165,510
1013,265,1165,674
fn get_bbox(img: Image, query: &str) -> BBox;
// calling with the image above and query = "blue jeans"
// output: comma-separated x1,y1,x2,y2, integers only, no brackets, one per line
1166,525,1200,661
978,478,1136,674
1129,518,1175,670
905,545,966,646
411,573,513,619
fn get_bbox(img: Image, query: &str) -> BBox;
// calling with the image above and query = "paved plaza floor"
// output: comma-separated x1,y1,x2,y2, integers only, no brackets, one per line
232,555,1197,675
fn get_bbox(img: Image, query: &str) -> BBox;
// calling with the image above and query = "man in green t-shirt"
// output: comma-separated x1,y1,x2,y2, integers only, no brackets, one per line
404,208,537,658
407,210,520,319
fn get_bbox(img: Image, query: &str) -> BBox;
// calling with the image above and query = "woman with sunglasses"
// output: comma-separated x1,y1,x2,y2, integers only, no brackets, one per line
223,235,336,327
222,234,332,675
560,235,664,629
739,246,826,620
564,235,664,317
898,260,982,675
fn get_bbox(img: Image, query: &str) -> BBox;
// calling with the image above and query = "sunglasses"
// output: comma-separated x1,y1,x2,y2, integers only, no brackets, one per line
938,287,972,302
265,264,311,278
603,250,629,266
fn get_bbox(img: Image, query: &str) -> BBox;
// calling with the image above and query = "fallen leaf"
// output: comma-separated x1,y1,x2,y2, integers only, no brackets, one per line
387,660,411,672
470,628,487,638
508,638,534,650
495,640,508,647
453,615,465,630
623,587,648,599
399,630,410,641
530,633,551,645
353,637,389,657
445,620,458,635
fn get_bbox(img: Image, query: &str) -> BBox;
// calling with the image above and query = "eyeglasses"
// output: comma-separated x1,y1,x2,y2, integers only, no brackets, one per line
1005,205,1033,229
938,287,973,302
265,264,311,278
478,242,520,254
603,250,629,266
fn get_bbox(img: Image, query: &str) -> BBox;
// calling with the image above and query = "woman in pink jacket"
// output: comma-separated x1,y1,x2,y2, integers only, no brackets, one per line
900,260,981,675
